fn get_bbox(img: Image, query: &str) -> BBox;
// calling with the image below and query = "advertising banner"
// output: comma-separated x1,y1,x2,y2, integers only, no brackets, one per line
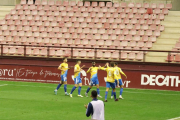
0,64,180,91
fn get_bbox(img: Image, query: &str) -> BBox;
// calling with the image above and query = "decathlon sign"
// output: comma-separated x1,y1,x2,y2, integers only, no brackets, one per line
141,74,180,87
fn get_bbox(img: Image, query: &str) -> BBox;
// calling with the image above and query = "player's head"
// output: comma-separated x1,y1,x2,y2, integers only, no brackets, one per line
63,57,67,63
110,62,115,67
114,62,118,66
91,90,97,98
92,62,96,67
76,60,81,65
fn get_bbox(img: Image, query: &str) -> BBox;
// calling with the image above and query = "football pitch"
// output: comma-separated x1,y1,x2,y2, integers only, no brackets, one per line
0,80,180,120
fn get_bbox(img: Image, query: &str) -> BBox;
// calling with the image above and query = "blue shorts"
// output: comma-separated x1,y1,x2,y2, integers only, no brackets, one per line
74,77,82,84
106,82,116,89
115,79,123,86
61,75,67,82
90,77,99,86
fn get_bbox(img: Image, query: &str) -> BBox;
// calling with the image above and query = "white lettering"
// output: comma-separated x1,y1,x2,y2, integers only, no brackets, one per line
170,76,176,87
175,76,180,87
149,75,156,86
141,74,180,87
141,74,150,85
155,75,165,86
163,76,169,86
125,81,131,87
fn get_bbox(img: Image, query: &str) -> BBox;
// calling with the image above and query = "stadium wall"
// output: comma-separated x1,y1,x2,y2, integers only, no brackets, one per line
0,58,180,91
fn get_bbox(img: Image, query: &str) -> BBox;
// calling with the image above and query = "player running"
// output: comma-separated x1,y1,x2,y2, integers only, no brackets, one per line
101,62,119,102
54,57,70,95
85,62,103,98
70,60,85,98
111,62,127,99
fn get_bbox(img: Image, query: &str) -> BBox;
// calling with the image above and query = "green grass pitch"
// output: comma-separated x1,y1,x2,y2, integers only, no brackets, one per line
0,80,180,120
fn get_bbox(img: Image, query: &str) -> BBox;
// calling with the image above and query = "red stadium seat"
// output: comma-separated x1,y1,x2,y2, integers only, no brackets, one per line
99,2,105,7
137,41,144,48
145,41,152,48
162,8,169,15
104,51,111,59
129,40,136,47
158,3,165,9
136,52,144,60
133,35,141,41
128,3,134,8
106,2,112,7
166,4,172,10
151,3,157,9
135,3,142,8
20,0,26,5
166,54,174,62
128,52,136,60
35,0,41,5
174,54,180,62
149,36,157,42
129,29,136,35
124,8,130,13
121,52,127,60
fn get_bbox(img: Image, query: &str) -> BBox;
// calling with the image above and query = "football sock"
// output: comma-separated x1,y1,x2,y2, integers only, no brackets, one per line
70,86,76,94
120,88,123,95
86,87,91,93
105,91,108,100
113,92,117,99
97,88,100,95
56,84,62,90
111,90,113,96
64,84,67,92
78,86,82,95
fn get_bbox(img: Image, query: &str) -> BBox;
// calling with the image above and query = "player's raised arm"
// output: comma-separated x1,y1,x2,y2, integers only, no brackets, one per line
98,65,106,70
120,69,127,79
87,67,91,73
58,64,66,72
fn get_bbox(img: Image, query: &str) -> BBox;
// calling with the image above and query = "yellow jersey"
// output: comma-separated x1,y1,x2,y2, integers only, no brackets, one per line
102,67,117,83
74,64,81,78
87,67,99,79
59,63,68,75
114,66,122,79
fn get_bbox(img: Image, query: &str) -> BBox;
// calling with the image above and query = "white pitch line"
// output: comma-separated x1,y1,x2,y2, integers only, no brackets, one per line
0,84,8,86
5,84,180,96
168,116,180,120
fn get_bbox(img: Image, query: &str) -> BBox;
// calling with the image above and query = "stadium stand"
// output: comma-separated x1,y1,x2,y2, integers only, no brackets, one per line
0,0,174,62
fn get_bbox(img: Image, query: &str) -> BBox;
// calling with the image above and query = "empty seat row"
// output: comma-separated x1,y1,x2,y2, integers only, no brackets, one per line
7,13,165,22
10,9,169,18
0,34,156,43
166,54,180,62
1,20,162,29
13,6,170,15
0,29,160,38
0,24,164,32
20,0,172,10
0,35,153,48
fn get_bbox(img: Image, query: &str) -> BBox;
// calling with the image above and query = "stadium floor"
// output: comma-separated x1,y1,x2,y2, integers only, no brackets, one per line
0,80,180,120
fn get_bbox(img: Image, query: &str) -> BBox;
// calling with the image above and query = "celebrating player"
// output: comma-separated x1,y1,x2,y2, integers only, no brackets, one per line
101,62,119,102
85,62,103,98
70,60,85,98
54,57,70,95
111,62,127,99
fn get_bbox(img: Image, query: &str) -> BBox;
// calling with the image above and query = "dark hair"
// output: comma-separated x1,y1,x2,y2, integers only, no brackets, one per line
76,60,81,63
92,62,95,64
91,90,97,98
63,57,67,61
110,62,115,67
114,62,118,65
